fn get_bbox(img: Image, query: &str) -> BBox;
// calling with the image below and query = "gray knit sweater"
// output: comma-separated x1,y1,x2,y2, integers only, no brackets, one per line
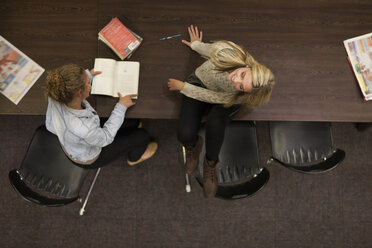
180,41,239,104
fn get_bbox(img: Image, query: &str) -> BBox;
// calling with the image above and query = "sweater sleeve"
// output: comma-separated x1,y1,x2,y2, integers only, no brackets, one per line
180,82,235,104
190,41,214,58
82,103,127,147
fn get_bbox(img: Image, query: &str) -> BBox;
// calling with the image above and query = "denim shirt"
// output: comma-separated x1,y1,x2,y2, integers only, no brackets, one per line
45,96,127,164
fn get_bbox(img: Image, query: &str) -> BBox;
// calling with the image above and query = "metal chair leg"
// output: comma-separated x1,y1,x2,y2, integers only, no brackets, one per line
79,168,101,216
182,146,191,193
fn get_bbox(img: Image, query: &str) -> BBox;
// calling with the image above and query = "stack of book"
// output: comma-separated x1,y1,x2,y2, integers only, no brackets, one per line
99,17,143,60
343,32,372,101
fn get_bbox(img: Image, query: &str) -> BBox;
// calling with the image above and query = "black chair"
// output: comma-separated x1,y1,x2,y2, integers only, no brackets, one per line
9,125,100,215
268,121,345,174
183,121,270,200
355,122,372,132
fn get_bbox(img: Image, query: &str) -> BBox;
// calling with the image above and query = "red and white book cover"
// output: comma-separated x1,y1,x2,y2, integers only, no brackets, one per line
99,17,141,60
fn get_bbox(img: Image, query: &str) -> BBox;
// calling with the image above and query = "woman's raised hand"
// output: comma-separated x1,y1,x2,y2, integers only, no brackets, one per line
182,25,203,48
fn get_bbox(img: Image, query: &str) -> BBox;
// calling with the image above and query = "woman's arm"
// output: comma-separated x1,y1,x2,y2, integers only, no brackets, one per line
80,93,137,147
182,25,213,58
181,82,234,104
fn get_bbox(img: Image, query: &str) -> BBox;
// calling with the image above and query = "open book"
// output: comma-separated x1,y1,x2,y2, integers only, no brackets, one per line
91,58,140,98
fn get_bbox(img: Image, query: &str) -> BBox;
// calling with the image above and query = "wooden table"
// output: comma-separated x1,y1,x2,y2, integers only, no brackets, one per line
1,0,372,122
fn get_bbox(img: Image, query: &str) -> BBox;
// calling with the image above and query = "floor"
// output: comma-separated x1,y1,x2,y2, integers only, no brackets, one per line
1,115,372,248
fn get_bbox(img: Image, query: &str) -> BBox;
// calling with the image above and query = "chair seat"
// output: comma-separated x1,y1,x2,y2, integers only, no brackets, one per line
195,121,269,199
269,121,345,174
9,125,89,206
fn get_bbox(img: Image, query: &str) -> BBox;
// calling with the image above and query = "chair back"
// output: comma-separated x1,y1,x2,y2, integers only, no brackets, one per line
9,125,89,206
196,121,269,199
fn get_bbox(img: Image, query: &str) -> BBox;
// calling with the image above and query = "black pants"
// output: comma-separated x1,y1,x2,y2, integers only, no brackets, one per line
177,74,240,162
76,119,150,169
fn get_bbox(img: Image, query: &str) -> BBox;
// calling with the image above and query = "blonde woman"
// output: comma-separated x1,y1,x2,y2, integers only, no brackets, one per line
168,25,275,198
45,64,157,169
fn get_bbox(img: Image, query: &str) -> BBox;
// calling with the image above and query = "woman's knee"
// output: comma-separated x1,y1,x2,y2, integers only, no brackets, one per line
205,110,229,133
177,126,198,145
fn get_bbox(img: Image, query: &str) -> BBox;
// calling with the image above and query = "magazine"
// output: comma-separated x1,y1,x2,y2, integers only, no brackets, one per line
91,58,139,98
98,17,142,60
0,36,44,105
343,32,372,101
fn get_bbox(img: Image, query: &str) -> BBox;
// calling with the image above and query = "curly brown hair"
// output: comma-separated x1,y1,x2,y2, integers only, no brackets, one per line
45,64,86,104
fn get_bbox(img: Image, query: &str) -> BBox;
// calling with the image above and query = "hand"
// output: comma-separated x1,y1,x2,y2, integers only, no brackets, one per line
90,69,102,76
117,93,137,108
182,25,203,48
167,78,185,91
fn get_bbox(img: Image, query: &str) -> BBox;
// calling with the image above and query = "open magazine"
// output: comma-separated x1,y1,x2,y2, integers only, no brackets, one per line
0,36,44,105
343,33,372,101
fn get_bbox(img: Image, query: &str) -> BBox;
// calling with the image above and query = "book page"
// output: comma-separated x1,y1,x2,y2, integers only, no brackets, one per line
113,61,140,97
92,58,117,96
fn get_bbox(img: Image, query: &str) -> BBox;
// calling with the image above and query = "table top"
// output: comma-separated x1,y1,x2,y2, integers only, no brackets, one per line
1,0,372,122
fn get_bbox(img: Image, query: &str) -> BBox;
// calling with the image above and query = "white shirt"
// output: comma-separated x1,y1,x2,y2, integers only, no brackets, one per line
45,97,127,164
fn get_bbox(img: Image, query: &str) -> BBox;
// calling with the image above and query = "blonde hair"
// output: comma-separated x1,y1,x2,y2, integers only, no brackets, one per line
209,41,275,108
45,64,86,104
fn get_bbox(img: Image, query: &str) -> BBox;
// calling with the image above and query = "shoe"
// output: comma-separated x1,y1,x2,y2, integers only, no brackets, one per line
127,142,158,166
184,136,203,175
203,157,218,199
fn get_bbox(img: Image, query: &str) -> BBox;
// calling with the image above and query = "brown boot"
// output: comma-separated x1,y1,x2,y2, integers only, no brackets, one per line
184,136,203,175
203,157,218,199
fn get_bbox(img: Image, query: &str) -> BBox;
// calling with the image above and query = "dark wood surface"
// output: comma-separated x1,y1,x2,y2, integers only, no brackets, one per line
1,0,372,121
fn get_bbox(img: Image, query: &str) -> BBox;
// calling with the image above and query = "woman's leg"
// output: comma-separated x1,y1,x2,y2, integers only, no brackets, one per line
204,104,240,162
177,95,208,146
177,95,209,174
202,104,240,198
86,127,151,169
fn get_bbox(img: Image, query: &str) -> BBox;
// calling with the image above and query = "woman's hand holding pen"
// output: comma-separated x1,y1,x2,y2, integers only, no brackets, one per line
117,93,137,108
167,78,185,91
182,25,203,48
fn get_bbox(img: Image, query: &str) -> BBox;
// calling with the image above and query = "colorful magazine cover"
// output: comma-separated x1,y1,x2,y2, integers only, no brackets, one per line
0,36,44,104
343,33,372,100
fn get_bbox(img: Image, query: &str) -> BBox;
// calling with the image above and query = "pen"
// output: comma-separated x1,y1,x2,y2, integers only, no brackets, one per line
159,34,181,40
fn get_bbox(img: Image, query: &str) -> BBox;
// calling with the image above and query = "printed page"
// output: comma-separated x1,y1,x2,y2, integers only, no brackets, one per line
114,61,139,98
343,33,372,99
0,36,44,105
92,58,117,96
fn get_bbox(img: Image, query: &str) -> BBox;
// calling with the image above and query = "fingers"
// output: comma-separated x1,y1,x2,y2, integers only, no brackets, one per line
190,25,201,37
188,25,194,37
167,78,174,90
90,69,102,75
117,93,138,98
